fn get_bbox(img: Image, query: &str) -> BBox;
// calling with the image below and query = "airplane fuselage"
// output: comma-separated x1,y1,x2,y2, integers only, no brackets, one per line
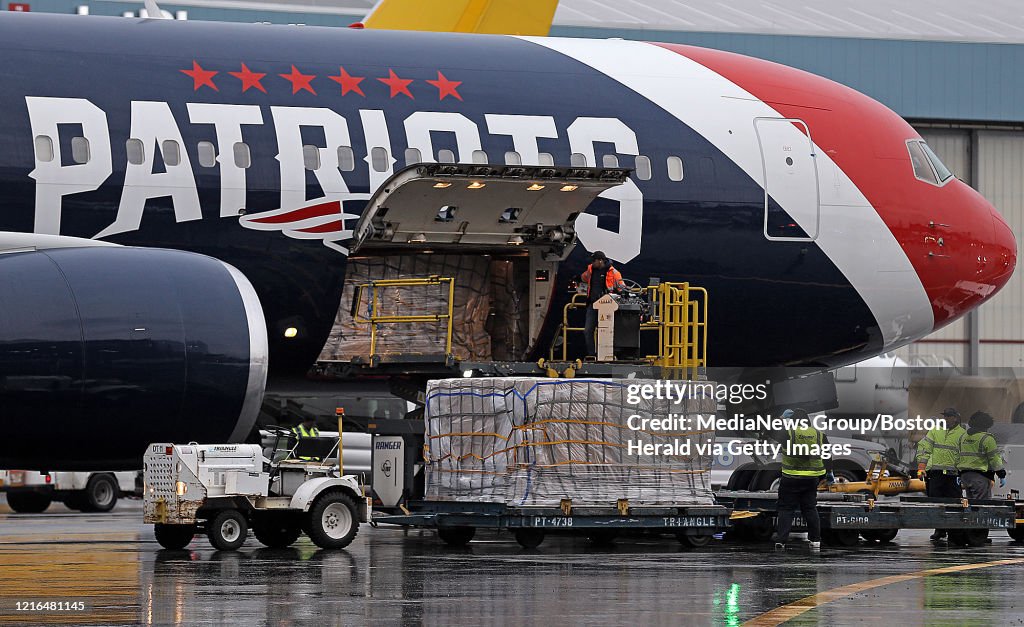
0,13,1014,375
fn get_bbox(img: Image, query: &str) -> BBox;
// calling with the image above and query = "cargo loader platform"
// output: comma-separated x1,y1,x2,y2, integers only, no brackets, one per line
373,500,732,549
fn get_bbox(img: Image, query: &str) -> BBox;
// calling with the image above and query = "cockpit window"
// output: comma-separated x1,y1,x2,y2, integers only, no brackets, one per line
920,142,953,182
907,140,939,185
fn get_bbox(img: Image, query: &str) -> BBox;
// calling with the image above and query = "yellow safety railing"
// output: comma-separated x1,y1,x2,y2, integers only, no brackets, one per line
351,276,455,363
648,282,708,380
551,282,708,379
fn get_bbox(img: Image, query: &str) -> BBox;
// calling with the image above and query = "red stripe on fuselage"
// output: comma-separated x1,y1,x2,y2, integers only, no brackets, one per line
249,200,341,224
653,43,1014,330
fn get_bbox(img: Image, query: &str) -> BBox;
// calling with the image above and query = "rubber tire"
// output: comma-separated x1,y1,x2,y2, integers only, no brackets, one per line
154,524,196,550
829,530,860,547
862,529,899,543
83,474,118,512
951,528,988,548
63,494,87,511
586,529,619,547
307,492,360,550
207,509,248,551
514,528,545,549
6,491,52,513
437,526,476,547
1008,526,1024,542
253,516,302,548
677,532,713,547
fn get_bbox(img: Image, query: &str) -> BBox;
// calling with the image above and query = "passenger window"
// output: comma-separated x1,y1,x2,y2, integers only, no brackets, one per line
634,155,652,181
197,141,216,168
667,156,684,182
233,142,251,169
404,148,421,166
34,135,54,163
538,152,554,167
920,142,953,182
472,150,488,165
907,141,938,185
162,140,181,167
302,144,320,171
125,139,145,165
570,153,588,167
338,146,355,172
371,147,389,173
505,151,522,166
602,154,619,168
71,137,90,165
438,149,456,164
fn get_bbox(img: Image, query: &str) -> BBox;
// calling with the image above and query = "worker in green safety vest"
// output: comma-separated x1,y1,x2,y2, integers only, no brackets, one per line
769,408,834,551
916,407,965,541
291,417,321,461
957,411,1005,501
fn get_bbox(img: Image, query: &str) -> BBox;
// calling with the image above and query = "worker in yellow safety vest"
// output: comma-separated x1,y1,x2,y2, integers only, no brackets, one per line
769,409,834,550
916,407,965,541
291,417,321,461
957,411,1006,501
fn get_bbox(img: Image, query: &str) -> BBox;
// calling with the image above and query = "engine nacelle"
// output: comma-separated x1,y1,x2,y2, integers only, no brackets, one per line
0,246,268,469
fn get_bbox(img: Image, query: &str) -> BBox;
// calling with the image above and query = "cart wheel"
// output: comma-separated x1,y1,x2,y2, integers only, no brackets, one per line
82,474,119,512
514,528,545,549
437,526,476,547
1008,526,1024,542
744,516,775,542
953,528,988,548
586,529,619,547
154,523,195,550
253,515,302,548
6,491,52,513
207,510,248,551
677,532,713,548
829,530,860,547
862,529,898,543
307,492,360,550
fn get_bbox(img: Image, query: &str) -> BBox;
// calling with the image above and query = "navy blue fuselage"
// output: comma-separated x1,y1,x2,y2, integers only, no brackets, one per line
0,13,881,374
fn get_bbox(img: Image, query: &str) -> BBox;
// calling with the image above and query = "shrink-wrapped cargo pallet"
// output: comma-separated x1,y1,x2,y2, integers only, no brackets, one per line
424,378,715,506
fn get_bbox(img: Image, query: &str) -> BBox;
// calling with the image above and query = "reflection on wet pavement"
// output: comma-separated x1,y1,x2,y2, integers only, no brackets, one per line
1,500,1023,625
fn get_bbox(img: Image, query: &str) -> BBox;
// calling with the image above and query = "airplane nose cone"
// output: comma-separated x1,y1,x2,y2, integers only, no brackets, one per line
988,206,1017,293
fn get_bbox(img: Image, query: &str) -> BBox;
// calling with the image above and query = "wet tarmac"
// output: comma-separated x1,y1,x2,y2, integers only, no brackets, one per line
1,498,1023,626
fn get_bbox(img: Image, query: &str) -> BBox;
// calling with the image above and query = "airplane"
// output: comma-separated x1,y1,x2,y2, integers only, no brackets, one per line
0,12,1014,469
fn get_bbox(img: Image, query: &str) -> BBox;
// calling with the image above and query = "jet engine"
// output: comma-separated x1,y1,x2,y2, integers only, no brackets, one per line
0,246,268,469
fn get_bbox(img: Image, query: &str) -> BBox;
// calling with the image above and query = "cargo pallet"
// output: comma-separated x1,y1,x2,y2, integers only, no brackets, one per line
373,492,1018,549
373,500,732,548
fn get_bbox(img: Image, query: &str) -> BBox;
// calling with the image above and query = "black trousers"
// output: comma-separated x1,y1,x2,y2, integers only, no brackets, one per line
925,469,961,537
925,470,961,498
775,474,821,543
584,307,598,357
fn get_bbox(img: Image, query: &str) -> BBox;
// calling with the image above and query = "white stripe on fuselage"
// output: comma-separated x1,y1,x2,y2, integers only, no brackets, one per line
520,36,932,351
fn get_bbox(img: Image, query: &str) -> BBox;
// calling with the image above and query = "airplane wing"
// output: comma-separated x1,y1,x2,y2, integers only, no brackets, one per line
362,0,559,36
0,232,119,253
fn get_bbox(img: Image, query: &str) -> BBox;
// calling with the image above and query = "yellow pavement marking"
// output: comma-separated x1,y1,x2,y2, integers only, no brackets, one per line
743,557,1024,626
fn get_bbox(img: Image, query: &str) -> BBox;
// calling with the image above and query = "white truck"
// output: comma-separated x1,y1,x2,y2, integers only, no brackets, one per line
143,428,369,551
0,470,138,513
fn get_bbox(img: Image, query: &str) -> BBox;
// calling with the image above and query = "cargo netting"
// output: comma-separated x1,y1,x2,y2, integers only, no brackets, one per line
319,254,492,362
424,378,715,506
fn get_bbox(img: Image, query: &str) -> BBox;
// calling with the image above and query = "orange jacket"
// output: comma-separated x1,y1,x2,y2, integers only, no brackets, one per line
579,263,626,296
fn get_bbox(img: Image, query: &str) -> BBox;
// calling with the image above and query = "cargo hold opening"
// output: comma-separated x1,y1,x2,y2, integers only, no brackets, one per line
317,163,630,366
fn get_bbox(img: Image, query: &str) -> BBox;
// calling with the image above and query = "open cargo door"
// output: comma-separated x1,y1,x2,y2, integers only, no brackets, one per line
351,163,629,258
326,163,631,369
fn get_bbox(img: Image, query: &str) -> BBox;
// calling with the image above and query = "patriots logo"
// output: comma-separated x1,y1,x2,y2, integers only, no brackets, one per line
238,195,367,254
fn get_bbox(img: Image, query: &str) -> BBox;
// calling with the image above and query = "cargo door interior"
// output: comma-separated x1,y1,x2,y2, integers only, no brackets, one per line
321,164,629,367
